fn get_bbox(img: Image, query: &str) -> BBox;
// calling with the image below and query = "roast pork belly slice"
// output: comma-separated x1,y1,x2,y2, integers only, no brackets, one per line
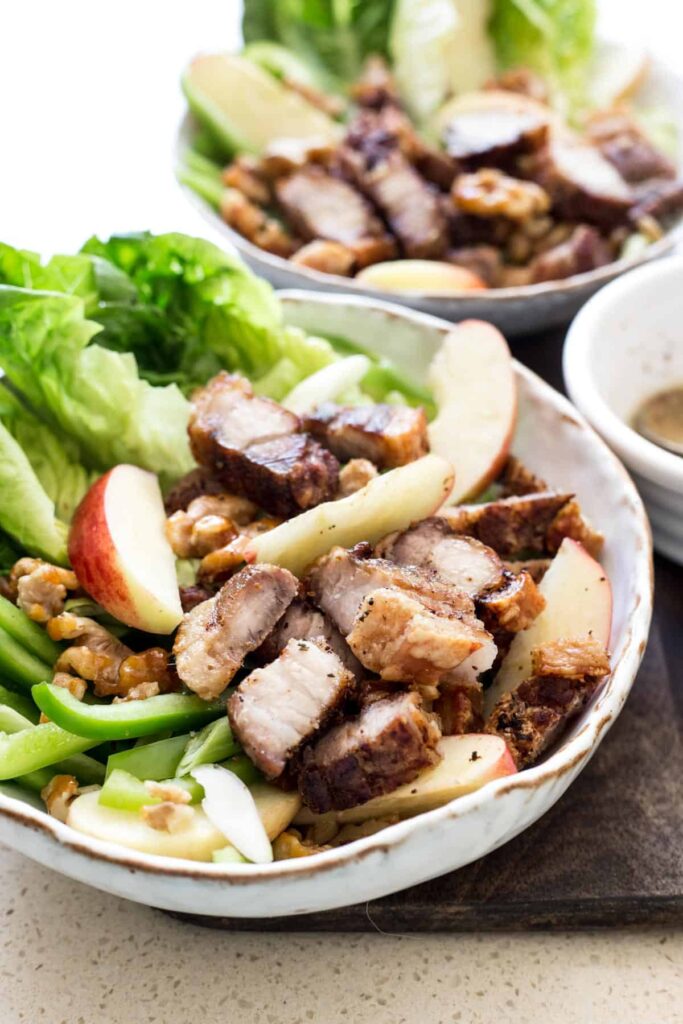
256,598,363,679
227,638,355,780
434,678,484,735
205,433,340,518
485,637,610,768
298,691,442,813
361,150,449,259
275,166,385,245
531,139,633,228
346,588,490,687
306,546,476,636
529,225,611,284
173,564,298,700
380,518,504,597
477,569,546,634
439,492,573,558
442,106,549,168
303,402,429,469
189,372,300,467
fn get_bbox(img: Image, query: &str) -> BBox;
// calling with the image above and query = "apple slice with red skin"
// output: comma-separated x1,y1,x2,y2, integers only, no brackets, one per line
295,733,517,826
486,537,613,712
427,320,517,505
68,464,183,634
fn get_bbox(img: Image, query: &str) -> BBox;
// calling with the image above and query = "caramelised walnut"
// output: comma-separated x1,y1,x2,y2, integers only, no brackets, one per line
117,648,176,695
41,775,79,823
453,169,550,222
303,402,429,469
291,240,356,276
164,468,230,515
337,458,378,498
10,559,79,623
52,673,87,701
141,802,194,833
298,691,442,813
219,188,297,257
49,614,132,698
228,638,355,779
222,156,271,204
173,564,298,700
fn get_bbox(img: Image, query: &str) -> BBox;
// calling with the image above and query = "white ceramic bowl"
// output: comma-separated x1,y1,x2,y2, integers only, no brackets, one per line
0,293,652,917
564,256,683,564
175,45,683,337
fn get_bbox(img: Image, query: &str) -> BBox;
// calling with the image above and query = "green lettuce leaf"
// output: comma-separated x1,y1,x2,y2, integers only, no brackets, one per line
241,0,396,87
489,0,596,114
0,286,194,487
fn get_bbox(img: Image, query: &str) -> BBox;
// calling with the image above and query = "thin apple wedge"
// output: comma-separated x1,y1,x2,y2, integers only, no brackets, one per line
246,454,454,577
486,538,612,712
68,464,183,634
295,734,516,826
427,320,517,505
67,784,300,861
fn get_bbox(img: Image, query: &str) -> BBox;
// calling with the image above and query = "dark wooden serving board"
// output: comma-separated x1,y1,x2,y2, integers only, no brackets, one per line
169,331,683,932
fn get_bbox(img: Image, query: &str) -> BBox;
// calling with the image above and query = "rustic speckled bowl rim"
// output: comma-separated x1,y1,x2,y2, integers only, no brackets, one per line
0,292,653,897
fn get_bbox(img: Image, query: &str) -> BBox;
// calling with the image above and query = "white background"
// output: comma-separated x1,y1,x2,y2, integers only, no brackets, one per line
0,4,681,1022
0,0,680,255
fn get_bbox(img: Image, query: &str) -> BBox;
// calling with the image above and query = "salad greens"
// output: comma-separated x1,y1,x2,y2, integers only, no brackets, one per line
489,0,597,113
242,0,395,88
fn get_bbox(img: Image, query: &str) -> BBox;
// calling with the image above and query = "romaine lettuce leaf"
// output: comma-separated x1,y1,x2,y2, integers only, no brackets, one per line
0,286,194,486
489,0,596,114
242,0,396,87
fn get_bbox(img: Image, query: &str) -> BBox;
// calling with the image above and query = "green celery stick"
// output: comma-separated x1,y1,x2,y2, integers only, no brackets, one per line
0,595,61,665
175,718,239,777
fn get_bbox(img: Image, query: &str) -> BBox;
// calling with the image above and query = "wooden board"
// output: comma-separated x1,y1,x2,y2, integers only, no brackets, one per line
168,331,683,932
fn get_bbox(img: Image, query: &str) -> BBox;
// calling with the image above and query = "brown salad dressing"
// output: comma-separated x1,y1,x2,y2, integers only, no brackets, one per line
633,385,683,455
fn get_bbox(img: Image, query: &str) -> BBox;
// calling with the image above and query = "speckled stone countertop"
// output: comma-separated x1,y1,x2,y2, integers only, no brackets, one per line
0,844,679,1024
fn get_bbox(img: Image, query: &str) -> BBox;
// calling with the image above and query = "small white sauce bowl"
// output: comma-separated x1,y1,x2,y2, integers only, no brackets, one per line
564,256,683,564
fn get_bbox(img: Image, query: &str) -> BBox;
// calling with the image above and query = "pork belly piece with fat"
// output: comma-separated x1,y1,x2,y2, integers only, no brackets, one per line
275,166,385,245
173,564,298,700
303,402,429,469
485,637,610,768
380,518,504,596
434,678,484,735
207,432,339,517
439,492,574,558
441,104,549,168
189,372,300,465
256,598,363,679
477,569,546,634
306,546,477,635
346,588,489,687
530,225,610,284
531,139,632,228
228,638,355,779
299,691,442,813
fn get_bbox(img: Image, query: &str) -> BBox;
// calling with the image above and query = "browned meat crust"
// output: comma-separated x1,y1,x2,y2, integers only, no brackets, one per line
207,433,339,517
485,638,610,767
439,492,573,557
380,518,504,596
298,691,442,813
306,546,479,635
350,55,401,110
173,564,299,700
346,587,489,687
503,558,552,584
179,584,214,613
587,112,676,184
303,402,429,469
164,468,229,514
497,456,547,497
545,498,604,559
630,178,683,223
228,638,355,779
530,225,611,283
189,372,299,461
476,569,546,634
441,106,548,168
447,245,502,286
255,598,363,679
530,140,633,228
434,678,484,735
275,166,385,245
